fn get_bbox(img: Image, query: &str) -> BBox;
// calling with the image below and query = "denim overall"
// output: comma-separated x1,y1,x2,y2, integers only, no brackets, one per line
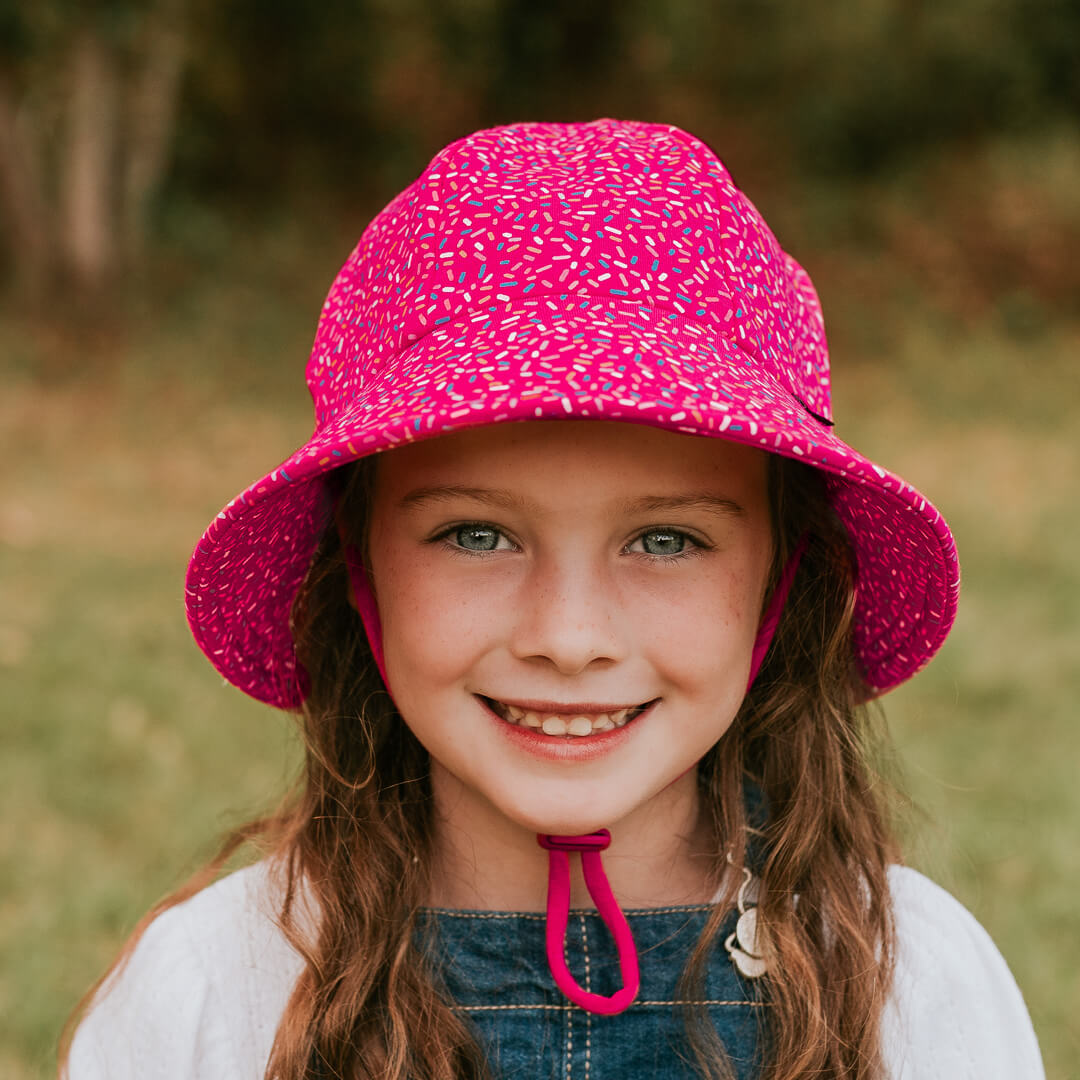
416,902,766,1079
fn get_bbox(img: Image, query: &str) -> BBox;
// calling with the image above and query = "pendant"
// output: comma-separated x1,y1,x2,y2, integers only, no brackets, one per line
724,864,768,980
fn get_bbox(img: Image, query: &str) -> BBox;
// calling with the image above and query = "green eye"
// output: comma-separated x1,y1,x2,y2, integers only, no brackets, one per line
638,530,689,556
453,526,501,552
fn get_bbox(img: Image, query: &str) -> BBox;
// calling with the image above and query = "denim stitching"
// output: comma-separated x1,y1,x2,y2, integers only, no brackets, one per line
636,1000,769,1008
581,912,592,1080
423,904,718,920
449,1000,768,1012
564,917,576,1080
451,1004,572,1012
566,1000,573,1080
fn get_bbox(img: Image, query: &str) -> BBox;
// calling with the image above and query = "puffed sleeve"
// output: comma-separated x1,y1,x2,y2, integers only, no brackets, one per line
67,901,244,1080
66,863,304,1079
882,866,1045,1080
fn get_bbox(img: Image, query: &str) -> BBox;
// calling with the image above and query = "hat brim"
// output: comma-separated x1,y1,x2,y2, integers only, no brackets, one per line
186,299,959,708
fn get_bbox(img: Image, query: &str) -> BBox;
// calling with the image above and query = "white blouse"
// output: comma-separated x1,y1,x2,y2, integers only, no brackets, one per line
68,863,1045,1079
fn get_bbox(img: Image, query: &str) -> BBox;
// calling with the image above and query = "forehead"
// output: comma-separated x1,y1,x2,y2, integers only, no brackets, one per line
372,420,768,509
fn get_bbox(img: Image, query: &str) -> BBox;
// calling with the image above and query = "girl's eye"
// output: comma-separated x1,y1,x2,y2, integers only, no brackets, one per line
629,529,704,561
432,524,705,562
438,524,514,556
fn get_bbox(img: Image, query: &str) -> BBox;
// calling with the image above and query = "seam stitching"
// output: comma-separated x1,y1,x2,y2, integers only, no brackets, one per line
448,1000,769,1012
581,913,592,1080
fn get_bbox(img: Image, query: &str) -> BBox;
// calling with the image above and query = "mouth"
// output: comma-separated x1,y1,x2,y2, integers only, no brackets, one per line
477,696,657,738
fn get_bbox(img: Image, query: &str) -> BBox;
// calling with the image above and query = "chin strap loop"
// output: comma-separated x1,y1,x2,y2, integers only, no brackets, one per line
537,830,640,1015
746,532,809,690
335,497,391,691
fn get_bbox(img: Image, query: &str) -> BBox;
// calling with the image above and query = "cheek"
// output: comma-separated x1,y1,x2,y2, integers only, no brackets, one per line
375,546,500,686
638,560,764,693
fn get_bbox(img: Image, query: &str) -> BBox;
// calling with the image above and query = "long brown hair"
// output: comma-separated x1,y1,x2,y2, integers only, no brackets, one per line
61,449,901,1080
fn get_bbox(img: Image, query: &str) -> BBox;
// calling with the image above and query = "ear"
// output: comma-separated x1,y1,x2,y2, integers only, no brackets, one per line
333,499,361,613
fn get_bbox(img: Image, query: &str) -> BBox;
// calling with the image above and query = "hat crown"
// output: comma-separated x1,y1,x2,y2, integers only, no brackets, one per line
305,119,831,428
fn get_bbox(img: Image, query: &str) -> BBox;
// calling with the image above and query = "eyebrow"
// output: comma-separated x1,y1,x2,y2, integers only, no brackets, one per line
397,484,746,518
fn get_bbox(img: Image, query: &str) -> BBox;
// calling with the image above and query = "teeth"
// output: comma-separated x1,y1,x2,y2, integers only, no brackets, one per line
541,716,569,735
489,699,650,738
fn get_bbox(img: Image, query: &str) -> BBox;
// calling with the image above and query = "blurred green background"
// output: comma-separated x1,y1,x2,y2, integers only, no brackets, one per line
1,2,1078,1077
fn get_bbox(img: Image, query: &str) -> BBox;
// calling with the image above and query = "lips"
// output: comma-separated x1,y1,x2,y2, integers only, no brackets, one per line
479,696,655,738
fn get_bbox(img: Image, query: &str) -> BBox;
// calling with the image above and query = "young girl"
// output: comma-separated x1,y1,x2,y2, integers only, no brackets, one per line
63,119,1045,1079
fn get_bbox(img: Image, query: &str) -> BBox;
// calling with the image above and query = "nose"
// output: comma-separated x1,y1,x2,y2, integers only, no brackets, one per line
508,553,628,675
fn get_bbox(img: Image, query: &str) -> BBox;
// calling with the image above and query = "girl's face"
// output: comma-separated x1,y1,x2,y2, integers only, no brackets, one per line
366,421,772,839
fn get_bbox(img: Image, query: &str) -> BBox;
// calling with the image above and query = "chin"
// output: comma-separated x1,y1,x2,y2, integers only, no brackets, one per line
524,814,610,838
496,790,637,839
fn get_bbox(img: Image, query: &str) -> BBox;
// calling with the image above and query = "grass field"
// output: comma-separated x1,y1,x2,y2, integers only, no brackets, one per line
2,164,1078,1077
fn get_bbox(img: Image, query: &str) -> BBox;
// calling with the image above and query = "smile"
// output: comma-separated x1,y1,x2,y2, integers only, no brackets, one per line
478,696,655,738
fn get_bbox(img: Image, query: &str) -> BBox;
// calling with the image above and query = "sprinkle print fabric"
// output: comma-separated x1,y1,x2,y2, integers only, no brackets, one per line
185,118,960,708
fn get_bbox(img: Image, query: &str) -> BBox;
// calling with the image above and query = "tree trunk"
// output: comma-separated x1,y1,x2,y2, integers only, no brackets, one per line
60,28,118,291
0,72,52,299
122,0,188,261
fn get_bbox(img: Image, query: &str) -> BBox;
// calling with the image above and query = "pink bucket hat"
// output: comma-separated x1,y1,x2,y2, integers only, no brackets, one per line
185,118,959,710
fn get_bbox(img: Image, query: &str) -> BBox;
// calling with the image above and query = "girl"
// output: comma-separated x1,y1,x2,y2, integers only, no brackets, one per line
62,119,1044,1079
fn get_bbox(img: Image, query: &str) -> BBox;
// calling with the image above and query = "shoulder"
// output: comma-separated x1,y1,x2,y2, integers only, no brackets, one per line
882,865,1045,1080
67,860,305,1080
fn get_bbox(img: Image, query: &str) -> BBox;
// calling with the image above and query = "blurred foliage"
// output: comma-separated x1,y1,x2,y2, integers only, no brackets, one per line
2,0,1079,294
179,0,1080,188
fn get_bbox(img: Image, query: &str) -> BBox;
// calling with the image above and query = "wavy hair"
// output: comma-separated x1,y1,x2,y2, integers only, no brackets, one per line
61,450,901,1080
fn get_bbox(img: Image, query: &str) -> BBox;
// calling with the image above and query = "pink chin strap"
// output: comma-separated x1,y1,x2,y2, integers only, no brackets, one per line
337,508,807,1015
746,532,809,688
536,830,639,1014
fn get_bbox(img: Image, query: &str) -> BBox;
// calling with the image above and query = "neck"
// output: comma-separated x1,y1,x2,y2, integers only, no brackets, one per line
425,769,717,911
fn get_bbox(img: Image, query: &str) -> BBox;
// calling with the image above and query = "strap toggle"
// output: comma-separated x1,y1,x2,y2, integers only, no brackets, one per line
538,831,611,853
536,829,640,1015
